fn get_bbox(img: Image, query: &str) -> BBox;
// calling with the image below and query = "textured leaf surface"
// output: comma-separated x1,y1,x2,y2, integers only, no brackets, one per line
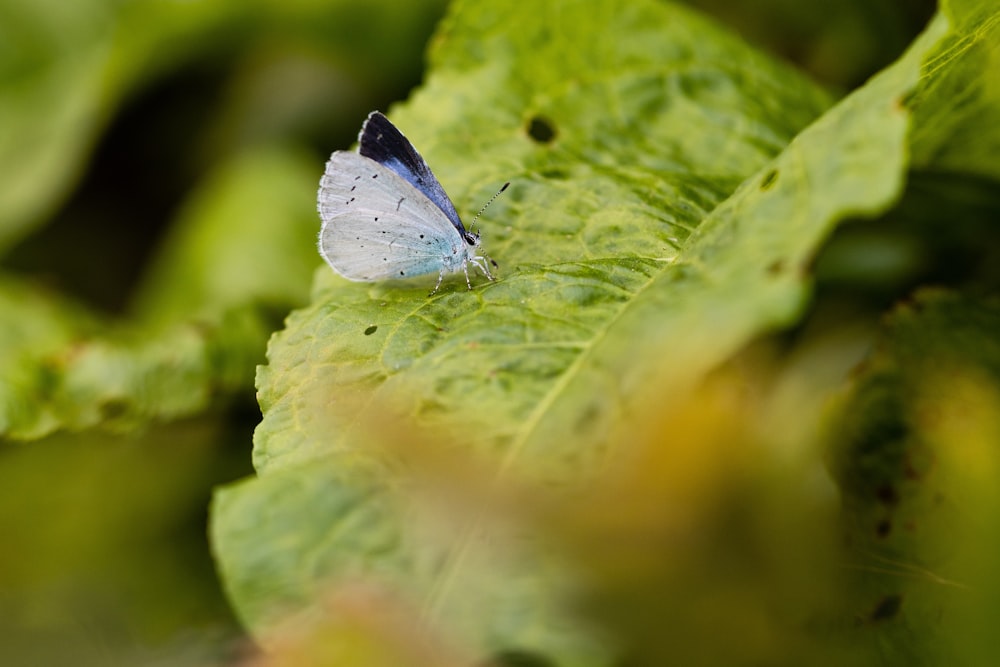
910,0,1000,181
211,0,953,661
252,0,836,476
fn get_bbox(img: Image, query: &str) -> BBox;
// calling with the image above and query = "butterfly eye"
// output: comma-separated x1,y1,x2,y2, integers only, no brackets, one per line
464,231,479,246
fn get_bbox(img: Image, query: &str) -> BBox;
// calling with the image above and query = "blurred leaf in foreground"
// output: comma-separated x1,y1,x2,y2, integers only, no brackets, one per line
828,289,1000,665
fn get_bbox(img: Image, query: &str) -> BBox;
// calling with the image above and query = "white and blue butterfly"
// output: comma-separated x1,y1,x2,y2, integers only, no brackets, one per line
317,111,507,294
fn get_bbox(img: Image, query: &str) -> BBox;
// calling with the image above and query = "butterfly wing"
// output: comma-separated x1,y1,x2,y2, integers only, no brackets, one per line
357,111,467,235
318,151,469,281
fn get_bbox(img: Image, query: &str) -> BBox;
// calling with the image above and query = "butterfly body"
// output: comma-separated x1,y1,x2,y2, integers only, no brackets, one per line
317,111,496,293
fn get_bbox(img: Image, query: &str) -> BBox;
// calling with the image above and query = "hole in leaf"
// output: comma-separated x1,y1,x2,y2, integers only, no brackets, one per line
526,115,557,144
760,169,778,190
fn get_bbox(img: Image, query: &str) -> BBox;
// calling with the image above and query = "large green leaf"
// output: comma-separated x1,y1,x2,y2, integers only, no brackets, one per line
211,0,953,662
251,0,837,476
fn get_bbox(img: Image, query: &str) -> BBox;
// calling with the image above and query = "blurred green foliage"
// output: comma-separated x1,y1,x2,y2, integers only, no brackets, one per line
1,0,447,664
3,0,1000,665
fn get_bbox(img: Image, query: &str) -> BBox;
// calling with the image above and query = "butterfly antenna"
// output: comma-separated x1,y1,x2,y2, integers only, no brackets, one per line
469,182,510,236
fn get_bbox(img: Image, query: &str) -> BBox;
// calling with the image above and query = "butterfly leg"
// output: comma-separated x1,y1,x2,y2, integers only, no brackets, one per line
429,269,446,296
462,262,474,290
471,256,496,282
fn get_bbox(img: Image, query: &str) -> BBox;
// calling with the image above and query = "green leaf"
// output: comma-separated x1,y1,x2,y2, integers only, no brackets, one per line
252,0,838,476
0,147,315,439
0,0,113,253
909,0,1000,182
827,289,1000,664
211,0,953,661
0,277,100,438
0,0,221,254
0,291,275,440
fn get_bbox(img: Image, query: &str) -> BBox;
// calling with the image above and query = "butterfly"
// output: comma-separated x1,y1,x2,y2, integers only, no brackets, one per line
317,111,507,294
